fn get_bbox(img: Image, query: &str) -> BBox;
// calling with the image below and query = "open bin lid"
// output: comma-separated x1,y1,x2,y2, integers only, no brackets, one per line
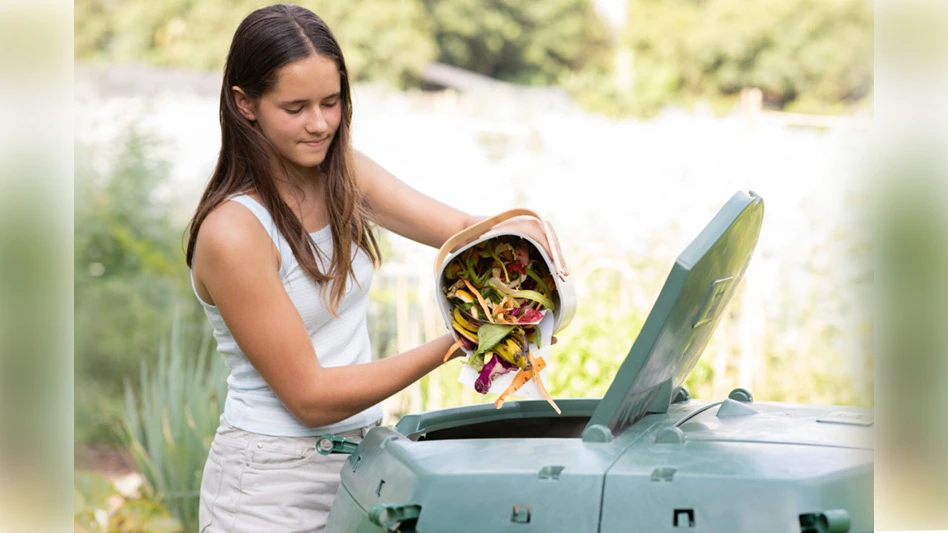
585,191,764,437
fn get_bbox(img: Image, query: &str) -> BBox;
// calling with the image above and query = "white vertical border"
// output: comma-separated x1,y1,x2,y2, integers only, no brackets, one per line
874,0,948,531
0,0,74,531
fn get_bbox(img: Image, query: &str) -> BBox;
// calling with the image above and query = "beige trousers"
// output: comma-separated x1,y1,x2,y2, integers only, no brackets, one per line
199,417,379,533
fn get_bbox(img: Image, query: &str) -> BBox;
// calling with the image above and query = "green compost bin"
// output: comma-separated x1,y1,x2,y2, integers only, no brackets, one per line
324,191,873,533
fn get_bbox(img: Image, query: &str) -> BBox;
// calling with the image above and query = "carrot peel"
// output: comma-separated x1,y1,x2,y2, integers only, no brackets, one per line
443,339,465,363
527,352,560,414
493,356,547,409
463,278,495,324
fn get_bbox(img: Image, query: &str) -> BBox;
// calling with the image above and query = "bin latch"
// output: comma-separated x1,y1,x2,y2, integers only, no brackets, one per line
369,503,421,531
799,510,851,533
316,434,359,455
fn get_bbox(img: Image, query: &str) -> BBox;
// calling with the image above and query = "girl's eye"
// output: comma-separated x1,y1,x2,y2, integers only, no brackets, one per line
286,107,304,115
322,100,339,108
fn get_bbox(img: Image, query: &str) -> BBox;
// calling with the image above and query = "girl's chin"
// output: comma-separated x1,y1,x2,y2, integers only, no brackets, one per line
285,154,327,169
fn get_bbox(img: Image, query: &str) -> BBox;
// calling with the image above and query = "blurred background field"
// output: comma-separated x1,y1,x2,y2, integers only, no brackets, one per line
73,0,872,530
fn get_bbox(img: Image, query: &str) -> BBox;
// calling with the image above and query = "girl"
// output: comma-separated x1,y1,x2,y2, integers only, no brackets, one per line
186,4,560,532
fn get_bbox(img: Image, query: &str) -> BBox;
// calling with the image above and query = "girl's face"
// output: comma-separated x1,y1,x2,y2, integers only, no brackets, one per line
234,53,343,173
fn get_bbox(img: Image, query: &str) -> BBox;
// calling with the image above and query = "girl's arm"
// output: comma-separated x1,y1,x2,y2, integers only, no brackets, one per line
193,202,464,428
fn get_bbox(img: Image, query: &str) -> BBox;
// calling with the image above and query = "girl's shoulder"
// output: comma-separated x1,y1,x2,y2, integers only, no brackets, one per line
196,197,279,268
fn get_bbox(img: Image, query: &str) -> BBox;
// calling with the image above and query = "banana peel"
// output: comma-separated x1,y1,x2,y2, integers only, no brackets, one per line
454,289,475,304
452,320,478,343
493,338,527,369
453,307,479,332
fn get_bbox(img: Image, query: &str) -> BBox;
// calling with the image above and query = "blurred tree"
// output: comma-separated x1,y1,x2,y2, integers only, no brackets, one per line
421,0,612,85
73,0,437,88
75,0,871,117
75,135,179,281
621,0,873,115
313,0,438,87
74,0,607,87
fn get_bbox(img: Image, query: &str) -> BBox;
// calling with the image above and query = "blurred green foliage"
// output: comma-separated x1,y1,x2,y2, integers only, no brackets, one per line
74,0,871,116
874,149,948,525
75,130,202,444
570,0,873,117
121,318,229,532
74,0,436,87
74,470,184,533
546,306,644,399
421,0,611,85
73,0,606,88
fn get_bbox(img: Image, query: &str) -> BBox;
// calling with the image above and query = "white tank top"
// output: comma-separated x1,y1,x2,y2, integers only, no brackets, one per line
190,194,383,436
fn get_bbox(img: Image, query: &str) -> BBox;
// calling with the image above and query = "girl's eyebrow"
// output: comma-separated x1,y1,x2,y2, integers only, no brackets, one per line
279,98,309,106
278,92,341,106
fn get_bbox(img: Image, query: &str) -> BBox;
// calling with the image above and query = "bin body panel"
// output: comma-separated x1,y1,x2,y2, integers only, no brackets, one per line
330,400,873,532
600,401,874,533
335,425,628,532
325,485,385,533
600,442,872,533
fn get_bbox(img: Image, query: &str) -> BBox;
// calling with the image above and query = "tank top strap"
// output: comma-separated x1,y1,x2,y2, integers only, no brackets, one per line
228,194,291,277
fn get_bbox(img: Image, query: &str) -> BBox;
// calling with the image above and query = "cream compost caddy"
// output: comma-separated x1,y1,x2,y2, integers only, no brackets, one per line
433,207,577,334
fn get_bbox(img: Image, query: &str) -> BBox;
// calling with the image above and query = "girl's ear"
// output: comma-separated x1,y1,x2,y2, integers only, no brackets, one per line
232,86,257,121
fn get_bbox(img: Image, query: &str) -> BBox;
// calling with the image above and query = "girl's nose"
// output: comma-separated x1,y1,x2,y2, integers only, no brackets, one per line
306,109,328,134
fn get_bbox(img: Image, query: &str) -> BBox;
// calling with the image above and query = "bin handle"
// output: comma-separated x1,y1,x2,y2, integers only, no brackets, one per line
433,208,569,281
316,434,359,455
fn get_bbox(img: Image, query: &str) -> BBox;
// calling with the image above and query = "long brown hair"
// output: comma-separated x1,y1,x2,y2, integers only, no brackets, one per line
185,4,382,316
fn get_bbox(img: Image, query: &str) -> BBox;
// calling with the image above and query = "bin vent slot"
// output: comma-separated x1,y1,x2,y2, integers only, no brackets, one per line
673,509,695,528
511,505,531,524
375,479,385,496
351,455,362,472
538,465,564,480
651,467,676,482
